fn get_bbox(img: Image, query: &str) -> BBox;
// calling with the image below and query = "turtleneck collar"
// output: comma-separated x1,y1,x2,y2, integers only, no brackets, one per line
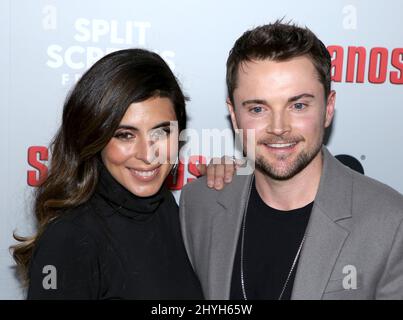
95,160,167,218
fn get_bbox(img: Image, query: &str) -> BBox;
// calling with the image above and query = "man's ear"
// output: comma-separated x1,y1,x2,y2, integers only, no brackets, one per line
226,98,239,130
325,90,336,128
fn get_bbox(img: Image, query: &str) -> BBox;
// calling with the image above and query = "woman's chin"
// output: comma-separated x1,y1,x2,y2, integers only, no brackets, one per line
124,171,170,197
125,182,163,198
109,165,172,198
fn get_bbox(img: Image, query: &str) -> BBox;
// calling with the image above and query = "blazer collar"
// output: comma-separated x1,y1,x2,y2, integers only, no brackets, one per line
216,172,254,211
292,146,354,299
314,146,353,222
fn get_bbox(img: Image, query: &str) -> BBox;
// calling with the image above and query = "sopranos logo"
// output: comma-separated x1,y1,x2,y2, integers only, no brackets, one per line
27,146,365,189
328,46,403,84
27,146,203,189
27,146,48,187
46,18,175,86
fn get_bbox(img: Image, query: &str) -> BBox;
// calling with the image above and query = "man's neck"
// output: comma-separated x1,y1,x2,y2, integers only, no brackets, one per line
254,150,324,211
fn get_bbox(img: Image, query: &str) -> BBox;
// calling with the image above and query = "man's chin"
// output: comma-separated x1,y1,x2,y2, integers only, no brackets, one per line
256,166,298,181
255,155,308,181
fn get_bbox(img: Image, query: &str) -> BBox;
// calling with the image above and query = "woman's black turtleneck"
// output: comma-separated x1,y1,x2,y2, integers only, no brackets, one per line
27,164,203,299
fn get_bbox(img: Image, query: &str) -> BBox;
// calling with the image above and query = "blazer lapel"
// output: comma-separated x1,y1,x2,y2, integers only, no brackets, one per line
291,205,350,299
207,173,253,299
292,147,353,299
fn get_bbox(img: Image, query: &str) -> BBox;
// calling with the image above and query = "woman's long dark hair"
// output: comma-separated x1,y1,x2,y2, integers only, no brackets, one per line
11,48,187,283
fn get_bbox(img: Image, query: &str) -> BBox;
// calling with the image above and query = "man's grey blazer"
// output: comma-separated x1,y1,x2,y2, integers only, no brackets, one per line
179,147,403,299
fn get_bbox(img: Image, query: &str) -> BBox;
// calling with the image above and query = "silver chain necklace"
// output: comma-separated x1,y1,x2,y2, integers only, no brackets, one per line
240,196,307,300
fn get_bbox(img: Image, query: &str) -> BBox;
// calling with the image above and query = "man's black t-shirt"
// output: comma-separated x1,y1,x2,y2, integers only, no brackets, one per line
231,179,313,300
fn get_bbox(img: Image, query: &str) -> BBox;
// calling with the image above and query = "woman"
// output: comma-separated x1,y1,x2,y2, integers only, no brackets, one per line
12,48,204,299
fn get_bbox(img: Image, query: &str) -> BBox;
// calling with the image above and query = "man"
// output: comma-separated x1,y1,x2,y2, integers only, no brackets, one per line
180,21,403,300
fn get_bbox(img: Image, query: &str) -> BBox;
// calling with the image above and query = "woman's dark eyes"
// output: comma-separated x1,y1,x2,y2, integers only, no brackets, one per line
114,131,134,140
150,127,171,140
114,127,171,141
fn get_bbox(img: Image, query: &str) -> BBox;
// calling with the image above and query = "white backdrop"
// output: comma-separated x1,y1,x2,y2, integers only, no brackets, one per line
1,0,402,299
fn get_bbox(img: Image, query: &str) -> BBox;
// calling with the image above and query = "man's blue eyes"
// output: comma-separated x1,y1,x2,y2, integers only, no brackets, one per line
249,103,306,113
293,103,306,110
250,106,263,113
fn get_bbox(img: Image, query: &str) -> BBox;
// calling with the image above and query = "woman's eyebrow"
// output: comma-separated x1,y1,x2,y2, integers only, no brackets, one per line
117,121,174,131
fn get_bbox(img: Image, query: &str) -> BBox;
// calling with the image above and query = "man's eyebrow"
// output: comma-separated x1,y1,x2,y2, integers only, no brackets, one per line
116,121,173,131
241,94,315,107
287,93,315,103
241,99,268,107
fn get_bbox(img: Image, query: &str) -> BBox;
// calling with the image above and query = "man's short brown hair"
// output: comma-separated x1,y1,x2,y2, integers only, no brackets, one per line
226,20,331,104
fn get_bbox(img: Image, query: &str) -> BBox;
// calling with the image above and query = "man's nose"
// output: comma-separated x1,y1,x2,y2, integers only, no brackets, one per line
265,110,291,136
